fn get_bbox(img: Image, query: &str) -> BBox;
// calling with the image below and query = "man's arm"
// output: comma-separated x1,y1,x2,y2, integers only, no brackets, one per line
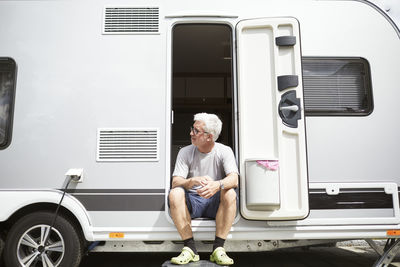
197,172,238,199
220,172,239,190
172,175,211,190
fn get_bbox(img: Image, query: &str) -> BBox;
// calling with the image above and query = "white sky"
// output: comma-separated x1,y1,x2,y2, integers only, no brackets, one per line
370,0,400,27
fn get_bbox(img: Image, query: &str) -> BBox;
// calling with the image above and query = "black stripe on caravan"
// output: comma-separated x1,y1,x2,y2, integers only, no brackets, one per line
309,190,393,210
65,189,396,211
66,189,165,194
73,194,165,211
67,189,165,211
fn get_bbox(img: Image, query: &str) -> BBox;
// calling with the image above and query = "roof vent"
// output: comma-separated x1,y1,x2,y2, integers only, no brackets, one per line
103,7,159,34
97,128,159,162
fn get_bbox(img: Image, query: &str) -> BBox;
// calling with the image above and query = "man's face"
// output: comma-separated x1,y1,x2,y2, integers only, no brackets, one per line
190,120,209,147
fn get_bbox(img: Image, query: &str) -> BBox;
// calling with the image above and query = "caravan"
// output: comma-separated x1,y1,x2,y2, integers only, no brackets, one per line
0,0,399,266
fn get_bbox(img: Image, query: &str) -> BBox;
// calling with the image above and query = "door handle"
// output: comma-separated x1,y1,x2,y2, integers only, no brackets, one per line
278,90,302,128
280,105,299,112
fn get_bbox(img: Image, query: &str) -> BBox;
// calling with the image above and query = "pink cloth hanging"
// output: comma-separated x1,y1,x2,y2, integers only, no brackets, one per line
256,160,279,171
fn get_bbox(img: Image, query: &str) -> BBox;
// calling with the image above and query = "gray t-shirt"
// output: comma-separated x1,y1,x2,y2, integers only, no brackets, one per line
172,143,239,193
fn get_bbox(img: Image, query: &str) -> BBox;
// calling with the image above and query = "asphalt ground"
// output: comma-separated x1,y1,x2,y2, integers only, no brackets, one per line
1,240,399,266
79,244,400,267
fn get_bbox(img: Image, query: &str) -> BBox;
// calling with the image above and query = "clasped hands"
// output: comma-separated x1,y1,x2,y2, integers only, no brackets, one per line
190,176,220,199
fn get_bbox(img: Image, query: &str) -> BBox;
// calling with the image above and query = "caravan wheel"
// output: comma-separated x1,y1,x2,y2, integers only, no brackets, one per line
4,211,82,267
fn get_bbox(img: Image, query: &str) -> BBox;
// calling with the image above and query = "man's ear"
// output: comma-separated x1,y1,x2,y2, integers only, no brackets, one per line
207,134,214,142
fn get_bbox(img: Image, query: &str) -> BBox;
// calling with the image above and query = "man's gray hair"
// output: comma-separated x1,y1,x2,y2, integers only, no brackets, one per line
194,113,222,141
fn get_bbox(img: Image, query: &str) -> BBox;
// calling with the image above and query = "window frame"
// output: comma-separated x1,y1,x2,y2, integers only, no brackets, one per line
302,57,373,117
0,57,17,149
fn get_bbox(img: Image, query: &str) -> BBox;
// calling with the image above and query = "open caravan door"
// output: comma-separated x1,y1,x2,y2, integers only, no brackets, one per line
237,18,309,220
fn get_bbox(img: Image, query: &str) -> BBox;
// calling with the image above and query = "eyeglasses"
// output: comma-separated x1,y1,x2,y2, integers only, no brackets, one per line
190,126,208,135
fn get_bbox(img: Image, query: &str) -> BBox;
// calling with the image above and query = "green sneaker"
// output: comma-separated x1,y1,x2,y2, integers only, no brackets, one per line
171,246,200,265
210,247,234,265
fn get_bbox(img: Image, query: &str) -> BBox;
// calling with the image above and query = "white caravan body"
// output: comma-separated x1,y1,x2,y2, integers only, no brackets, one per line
0,0,399,265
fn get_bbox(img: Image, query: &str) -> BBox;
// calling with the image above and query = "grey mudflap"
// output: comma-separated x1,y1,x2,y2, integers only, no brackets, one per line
162,260,222,267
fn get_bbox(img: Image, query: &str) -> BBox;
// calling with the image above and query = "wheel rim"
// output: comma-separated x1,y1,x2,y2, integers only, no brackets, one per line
16,224,65,267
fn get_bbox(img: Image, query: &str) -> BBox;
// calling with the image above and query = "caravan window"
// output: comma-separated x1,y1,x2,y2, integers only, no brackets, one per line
0,58,16,149
302,57,373,116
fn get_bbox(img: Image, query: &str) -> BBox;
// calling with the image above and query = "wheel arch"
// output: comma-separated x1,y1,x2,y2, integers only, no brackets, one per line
0,190,93,241
3,202,84,238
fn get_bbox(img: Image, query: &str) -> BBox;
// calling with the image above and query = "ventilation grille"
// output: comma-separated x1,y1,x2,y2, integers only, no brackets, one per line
97,128,159,161
103,7,159,34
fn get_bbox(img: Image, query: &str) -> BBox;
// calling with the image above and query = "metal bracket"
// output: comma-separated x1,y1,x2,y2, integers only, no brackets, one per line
372,238,400,267
366,239,384,256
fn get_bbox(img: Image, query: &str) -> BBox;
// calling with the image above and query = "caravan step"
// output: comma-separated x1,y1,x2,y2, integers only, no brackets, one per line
162,260,221,267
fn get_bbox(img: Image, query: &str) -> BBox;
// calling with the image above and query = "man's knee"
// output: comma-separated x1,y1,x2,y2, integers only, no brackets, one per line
221,188,236,205
169,187,185,207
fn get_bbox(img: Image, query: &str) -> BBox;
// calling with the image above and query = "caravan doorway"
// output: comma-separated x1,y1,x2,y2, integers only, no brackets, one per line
171,24,234,172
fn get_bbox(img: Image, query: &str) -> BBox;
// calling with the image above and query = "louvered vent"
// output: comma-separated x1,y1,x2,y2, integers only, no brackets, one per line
103,7,159,34
97,128,159,161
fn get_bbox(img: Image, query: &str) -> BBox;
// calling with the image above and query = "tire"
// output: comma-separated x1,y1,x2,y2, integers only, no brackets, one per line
0,233,5,264
4,211,83,267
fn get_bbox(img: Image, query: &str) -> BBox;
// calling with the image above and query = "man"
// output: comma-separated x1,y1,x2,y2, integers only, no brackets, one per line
169,113,238,265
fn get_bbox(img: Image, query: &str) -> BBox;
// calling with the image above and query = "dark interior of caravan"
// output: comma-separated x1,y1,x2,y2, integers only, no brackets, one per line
171,24,234,173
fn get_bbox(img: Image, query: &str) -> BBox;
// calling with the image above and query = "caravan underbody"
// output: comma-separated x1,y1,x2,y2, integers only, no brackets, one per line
0,0,400,266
